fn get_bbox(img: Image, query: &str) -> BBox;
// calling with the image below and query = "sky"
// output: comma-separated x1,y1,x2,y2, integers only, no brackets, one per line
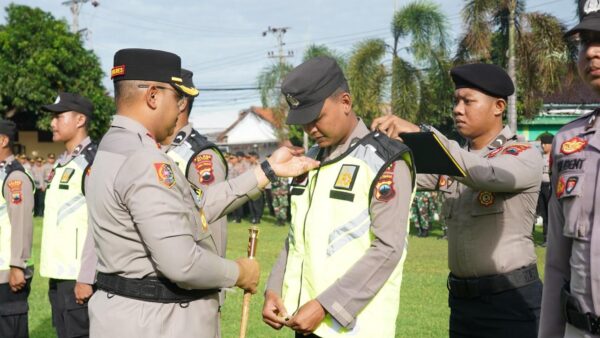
4,0,578,133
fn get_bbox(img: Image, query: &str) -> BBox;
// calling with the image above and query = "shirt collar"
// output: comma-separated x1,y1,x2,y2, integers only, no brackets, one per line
111,115,162,150
486,126,515,150
170,123,193,147
323,119,369,161
59,136,92,165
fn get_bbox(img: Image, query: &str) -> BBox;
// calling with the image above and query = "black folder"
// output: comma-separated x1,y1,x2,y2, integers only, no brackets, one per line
400,132,466,177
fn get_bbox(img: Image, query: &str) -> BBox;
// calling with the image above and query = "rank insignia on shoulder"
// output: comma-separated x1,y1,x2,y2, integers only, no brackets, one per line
560,137,587,155
193,154,215,185
478,191,495,207
153,163,176,188
334,165,359,190
8,180,23,205
501,144,531,156
374,164,395,202
556,176,566,198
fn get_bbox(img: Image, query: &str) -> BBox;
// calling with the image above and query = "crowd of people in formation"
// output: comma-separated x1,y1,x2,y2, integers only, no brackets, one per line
15,153,56,217
225,151,290,226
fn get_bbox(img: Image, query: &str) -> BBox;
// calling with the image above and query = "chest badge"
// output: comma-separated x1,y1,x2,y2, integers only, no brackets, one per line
334,165,359,191
565,176,579,195
60,168,75,184
560,137,587,155
478,191,495,207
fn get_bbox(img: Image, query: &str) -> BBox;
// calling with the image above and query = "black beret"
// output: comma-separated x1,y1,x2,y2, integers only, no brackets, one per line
539,133,554,144
451,63,515,98
282,56,347,125
42,92,94,119
567,0,600,36
111,48,198,97
0,120,17,142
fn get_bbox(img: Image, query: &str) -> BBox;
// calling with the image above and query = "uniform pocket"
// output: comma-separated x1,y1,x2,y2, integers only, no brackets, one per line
557,173,589,240
471,191,504,217
65,301,90,337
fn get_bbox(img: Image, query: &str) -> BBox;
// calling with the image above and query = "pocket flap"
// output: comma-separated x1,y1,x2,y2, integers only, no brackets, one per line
0,301,28,316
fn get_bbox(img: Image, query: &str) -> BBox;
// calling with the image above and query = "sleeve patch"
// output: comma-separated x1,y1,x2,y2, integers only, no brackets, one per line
193,154,215,185
374,163,395,202
7,180,23,205
153,163,176,188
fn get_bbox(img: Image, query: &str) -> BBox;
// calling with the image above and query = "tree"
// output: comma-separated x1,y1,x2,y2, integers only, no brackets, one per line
346,0,452,126
0,4,114,140
456,0,574,123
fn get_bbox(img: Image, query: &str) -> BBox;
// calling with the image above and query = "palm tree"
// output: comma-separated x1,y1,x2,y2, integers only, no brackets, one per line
457,0,574,127
346,0,452,125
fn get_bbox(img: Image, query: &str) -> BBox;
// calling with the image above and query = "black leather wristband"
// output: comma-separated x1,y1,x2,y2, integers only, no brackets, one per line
260,160,277,183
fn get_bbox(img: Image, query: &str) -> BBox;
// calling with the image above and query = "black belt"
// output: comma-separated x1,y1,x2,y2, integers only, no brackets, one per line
448,264,539,299
96,272,219,303
562,285,600,335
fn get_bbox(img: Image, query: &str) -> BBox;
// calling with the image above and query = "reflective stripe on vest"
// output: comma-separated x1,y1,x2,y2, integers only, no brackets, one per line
40,156,89,279
282,142,413,338
0,165,34,271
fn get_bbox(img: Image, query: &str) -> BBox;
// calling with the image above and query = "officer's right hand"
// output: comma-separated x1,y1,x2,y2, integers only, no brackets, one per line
8,267,26,293
371,115,419,139
235,258,260,294
262,289,289,330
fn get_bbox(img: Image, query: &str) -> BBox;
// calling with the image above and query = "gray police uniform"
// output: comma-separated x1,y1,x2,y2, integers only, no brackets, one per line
540,110,600,338
418,126,543,337
88,115,261,338
0,156,34,338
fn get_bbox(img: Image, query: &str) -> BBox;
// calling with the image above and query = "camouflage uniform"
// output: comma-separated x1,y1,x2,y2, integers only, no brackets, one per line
271,177,289,226
410,191,434,237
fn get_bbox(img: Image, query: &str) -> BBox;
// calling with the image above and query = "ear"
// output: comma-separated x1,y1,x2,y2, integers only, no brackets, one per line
340,92,352,114
145,85,160,109
0,135,8,148
75,113,87,129
494,99,506,117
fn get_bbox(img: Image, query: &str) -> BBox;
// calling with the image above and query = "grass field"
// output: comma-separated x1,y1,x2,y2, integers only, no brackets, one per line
27,215,547,337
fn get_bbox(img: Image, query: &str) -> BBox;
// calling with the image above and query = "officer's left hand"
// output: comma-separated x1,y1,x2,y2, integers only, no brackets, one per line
371,115,420,140
74,282,94,304
8,267,25,292
285,299,326,335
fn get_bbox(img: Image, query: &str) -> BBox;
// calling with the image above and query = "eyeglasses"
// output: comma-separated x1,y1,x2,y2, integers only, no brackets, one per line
137,84,186,107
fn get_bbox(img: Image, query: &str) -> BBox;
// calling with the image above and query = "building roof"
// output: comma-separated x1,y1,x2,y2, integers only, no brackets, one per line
216,106,281,145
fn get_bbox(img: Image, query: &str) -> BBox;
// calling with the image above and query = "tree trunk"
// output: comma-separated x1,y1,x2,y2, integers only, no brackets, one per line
507,0,518,133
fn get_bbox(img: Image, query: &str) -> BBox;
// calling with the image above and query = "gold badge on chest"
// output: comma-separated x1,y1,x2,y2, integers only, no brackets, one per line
334,164,359,191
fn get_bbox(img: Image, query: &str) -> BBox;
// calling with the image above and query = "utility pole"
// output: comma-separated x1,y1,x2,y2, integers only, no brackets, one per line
507,0,518,133
62,0,99,34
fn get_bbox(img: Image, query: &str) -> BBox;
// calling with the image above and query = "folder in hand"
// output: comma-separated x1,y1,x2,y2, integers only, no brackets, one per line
399,132,466,177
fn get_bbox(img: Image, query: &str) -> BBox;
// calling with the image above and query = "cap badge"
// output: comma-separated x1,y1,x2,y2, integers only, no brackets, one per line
285,93,300,108
584,0,600,14
54,95,61,104
111,65,126,79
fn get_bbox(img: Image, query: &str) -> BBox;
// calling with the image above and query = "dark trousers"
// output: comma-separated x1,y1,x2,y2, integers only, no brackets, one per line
295,334,321,338
449,280,542,338
0,278,31,338
48,279,90,338
34,189,45,217
264,189,275,216
248,194,264,223
537,182,551,241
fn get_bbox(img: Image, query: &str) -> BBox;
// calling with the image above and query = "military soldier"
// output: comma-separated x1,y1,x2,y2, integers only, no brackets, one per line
410,191,434,237
536,133,553,246
0,120,35,338
539,2,600,336
263,57,416,338
271,177,289,226
373,63,543,337
87,48,318,338
40,92,98,338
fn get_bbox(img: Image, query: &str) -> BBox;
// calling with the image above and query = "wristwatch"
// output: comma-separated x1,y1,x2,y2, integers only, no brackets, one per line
260,160,278,183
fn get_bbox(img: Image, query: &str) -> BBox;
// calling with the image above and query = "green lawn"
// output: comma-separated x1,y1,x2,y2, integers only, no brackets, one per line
27,216,547,337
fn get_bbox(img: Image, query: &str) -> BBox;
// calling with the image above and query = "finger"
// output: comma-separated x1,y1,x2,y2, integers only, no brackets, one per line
370,116,387,131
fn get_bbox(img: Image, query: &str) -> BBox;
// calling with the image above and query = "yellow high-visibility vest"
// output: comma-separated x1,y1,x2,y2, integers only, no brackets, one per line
282,132,415,338
40,145,96,279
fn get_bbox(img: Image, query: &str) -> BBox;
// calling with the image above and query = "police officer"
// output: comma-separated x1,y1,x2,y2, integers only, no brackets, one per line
373,63,543,337
40,92,98,338
539,2,600,336
0,120,34,338
537,132,553,246
262,57,416,338
86,48,318,338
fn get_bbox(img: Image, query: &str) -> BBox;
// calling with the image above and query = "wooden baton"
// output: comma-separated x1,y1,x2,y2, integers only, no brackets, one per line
239,226,259,338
